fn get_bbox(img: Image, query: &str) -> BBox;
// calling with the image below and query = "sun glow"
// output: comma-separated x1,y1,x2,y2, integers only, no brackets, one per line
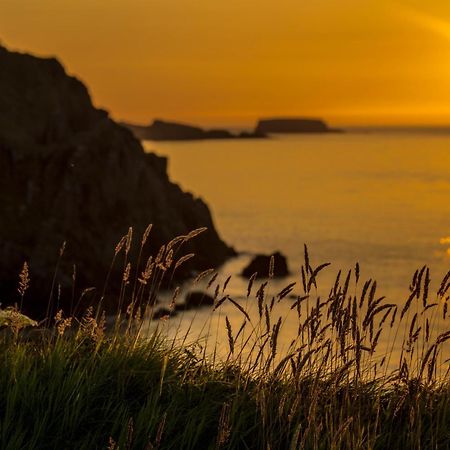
1,1,450,126
398,4,450,42
439,237,450,257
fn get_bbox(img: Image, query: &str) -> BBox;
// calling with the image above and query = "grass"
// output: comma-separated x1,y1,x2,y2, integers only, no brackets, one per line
1,227,450,449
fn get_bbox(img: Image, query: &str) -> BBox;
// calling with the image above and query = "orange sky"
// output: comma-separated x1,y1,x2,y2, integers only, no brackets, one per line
1,0,450,127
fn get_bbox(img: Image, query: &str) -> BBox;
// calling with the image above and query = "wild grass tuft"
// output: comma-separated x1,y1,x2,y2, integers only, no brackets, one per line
0,230,449,449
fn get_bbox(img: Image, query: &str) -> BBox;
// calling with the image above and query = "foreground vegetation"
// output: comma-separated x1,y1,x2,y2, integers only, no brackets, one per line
1,227,450,449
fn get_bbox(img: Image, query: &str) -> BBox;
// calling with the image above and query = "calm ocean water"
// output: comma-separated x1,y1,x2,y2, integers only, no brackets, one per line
142,130,450,361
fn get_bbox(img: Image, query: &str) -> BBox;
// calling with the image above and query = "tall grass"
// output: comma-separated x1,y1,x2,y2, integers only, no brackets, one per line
0,227,449,449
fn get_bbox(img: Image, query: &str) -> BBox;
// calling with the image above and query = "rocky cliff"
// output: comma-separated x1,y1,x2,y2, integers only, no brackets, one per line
0,46,235,317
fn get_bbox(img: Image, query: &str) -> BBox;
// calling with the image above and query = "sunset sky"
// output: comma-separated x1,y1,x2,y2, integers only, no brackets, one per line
1,0,450,127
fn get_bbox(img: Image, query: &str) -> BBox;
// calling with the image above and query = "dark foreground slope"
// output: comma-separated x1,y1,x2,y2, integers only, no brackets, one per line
0,46,234,317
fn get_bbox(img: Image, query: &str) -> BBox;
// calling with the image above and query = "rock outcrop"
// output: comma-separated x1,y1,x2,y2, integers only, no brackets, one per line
255,118,340,134
176,291,215,311
0,46,235,317
152,307,176,320
241,252,289,279
123,119,266,141
185,291,215,307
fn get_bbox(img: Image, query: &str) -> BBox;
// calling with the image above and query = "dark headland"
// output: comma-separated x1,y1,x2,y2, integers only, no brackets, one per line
256,118,341,134
122,119,266,141
0,46,235,317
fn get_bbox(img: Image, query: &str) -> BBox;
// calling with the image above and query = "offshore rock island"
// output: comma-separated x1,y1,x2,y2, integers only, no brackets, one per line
123,117,340,142
0,46,235,317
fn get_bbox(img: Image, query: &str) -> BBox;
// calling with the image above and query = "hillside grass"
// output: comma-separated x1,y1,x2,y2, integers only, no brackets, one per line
1,227,450,449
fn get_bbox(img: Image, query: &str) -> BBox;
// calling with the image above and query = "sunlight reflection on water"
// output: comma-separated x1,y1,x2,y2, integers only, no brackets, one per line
141,131,450,366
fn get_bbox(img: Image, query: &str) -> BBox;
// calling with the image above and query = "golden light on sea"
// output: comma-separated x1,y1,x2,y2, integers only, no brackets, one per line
439,237,450,257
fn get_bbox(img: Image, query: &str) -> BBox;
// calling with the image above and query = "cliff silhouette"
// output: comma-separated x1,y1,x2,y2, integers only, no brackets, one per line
0,46,235,317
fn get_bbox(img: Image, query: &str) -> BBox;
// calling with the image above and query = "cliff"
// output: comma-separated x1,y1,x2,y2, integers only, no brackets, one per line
123,119,266,141
0,46,235,317
255,118,340,134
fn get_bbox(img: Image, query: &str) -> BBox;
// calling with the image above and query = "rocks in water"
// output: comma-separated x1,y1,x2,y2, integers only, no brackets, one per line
0,45,235,318
175,291,215,311
185,291,215,307
151,290,214,319
255,118,341,134
241,252,289,279
152,307,176,320
122,119,267,141
174,304,188,312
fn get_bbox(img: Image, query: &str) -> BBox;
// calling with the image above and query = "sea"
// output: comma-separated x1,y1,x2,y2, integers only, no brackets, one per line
141,129,450,367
